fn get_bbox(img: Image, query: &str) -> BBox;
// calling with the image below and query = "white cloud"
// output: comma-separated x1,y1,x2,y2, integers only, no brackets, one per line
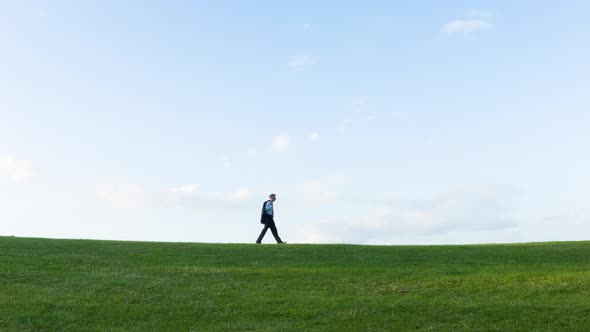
289,186,521,244
361,115,376,123
98,181,253,211
96,183,148,209
247,148,257,157
293,222,334,243
288,54,316,70
387,111,407,120
170,186,254,211
339,97,379,130
271,133,290,153
170,184,200,194
442,19,493,34
339,117,354,131
309,132,320,141
221,156,232,169
339,114,377,131
294,175,347,206
229,187,250,202
352,97,369,107
0,156,39,183
297,176,346,192
303,23,312,31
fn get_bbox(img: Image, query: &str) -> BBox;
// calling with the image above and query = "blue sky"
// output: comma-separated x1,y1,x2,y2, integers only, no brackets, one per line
1,1,589,244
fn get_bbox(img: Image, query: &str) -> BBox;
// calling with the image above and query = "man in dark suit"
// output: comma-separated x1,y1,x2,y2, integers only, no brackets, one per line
256,194,285,244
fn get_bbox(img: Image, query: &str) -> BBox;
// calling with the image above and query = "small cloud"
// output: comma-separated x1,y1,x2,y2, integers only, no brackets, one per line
310,132,321,141
247,148,257,157
272,133,290,153
388,111,407,120
303,23,312,31
295,175,347,206
360,115,376,124
351,97,369,107
339,114,377,131
339,117,354,131
229,187,250,201
170,184,200,194
167,185,254,210
0,156,39,183
442,19,493,34
96,183,147,209
288,54,316,70
221,156,232,169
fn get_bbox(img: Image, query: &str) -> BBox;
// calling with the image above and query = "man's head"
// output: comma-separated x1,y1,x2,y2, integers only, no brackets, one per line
269,194,276,202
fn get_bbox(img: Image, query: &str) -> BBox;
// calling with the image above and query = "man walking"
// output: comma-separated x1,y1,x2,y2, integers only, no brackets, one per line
256,194,285,244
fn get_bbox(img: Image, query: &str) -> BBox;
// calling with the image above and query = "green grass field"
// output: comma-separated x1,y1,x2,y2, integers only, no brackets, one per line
1,236,589,331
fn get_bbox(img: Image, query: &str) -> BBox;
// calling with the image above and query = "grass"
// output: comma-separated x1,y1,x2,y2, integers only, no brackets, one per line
1,236,589,331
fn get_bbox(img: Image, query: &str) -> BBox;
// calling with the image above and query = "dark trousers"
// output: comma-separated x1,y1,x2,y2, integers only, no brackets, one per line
256,215,283,243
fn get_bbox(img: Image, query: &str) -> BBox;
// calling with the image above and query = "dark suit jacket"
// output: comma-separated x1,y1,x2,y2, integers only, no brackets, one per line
260,200,272,224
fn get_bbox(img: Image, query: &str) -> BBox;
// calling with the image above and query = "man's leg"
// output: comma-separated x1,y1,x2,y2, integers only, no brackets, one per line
256,225,269,243
268,220,284,243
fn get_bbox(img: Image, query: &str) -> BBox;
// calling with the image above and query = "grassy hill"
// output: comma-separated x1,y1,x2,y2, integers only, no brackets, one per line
1,236,589,331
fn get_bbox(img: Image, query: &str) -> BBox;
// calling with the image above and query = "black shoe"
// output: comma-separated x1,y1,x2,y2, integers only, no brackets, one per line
278,241,286,244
